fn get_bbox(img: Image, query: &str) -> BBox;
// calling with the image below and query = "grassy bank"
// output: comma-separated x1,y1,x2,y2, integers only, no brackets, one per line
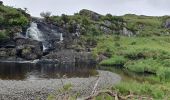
91,35,170,99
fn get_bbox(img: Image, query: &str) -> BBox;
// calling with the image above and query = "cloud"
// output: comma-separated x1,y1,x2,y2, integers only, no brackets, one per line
2,0,170,17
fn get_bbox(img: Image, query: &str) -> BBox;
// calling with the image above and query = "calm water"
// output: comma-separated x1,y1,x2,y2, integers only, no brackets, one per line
0,62,98,80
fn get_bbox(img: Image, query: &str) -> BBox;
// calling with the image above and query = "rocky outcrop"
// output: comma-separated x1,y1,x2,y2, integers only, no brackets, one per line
43,49,96,63
15,38,43,60
121,27,134,36
79,9,102,21
164,19,170,28
100,26,113,34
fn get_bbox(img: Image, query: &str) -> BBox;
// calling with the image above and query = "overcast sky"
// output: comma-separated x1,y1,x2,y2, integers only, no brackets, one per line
2,0,170,17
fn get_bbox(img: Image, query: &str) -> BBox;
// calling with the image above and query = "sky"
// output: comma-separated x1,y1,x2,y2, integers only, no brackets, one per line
2,0,170,17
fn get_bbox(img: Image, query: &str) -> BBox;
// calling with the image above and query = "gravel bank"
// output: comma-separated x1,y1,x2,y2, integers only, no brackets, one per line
0,70,121,100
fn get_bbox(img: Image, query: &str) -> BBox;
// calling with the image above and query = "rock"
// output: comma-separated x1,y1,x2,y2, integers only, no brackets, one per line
96,54,108,62
13,32,25,40
165,19,170,28
122,27,134,36
44,49,96,63
16,38,43,60
100,26,113,34
103,20,112,27
0,50,6,57
0,39,15,48
0,48,16,58
79,9,101,21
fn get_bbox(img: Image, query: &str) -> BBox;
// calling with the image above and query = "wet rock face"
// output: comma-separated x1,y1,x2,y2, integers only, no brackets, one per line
16,38,43,60
0,39,16,48
0,48,16,58
43,49,96,63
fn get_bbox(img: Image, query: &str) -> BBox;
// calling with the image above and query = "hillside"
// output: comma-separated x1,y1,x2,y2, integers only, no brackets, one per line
49,9,170,37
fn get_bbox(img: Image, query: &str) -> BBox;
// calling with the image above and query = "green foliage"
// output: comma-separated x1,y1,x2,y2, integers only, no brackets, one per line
100,56,127,66
123,14,166,36
95,35,170,82
114,81,165,99
94,93,114,100
63,83,72,91
0,5,29,40
47,94,55,100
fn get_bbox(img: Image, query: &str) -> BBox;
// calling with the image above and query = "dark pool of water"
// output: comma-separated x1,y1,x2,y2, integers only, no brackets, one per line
0,62,98,80
99,66,156,83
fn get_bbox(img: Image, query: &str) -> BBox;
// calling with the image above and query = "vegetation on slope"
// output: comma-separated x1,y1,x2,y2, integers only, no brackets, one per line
44,9,170,99
48,9,170,37
0,3,30,39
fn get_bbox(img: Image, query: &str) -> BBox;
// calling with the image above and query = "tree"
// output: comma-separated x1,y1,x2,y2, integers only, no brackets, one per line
40,11,51,20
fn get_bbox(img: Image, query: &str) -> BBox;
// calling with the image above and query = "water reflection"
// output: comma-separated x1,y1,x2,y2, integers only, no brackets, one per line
0,62,98,80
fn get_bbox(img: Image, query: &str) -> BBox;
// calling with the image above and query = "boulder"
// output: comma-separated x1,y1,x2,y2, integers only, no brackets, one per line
0,48,16,58
121,27,134,36
0,39,15,48
79,9,101,21
165,19,170,28
103,20,112,27
100,26,113,34
15,38,43,60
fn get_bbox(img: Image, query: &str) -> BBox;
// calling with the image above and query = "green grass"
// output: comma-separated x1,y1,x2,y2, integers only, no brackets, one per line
93,35,170,99
113,81,169,99
123,14,166,36
94,35,170,81
100,55,127,66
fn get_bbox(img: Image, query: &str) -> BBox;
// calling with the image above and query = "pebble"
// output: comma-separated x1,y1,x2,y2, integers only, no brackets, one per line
0,70,121,100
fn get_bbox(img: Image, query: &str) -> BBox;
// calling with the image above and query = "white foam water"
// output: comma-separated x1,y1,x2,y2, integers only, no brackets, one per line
60,33,63,41
26,22,43,41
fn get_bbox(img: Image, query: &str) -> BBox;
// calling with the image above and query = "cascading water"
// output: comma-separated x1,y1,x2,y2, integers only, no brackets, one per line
26,22,43,41
26,22,48,51
60,33,63,41
26,21,64,52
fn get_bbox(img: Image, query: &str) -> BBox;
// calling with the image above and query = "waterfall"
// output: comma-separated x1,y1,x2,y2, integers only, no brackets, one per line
26,22,43,41
60,33,63,41
26,21,64,52
26,22,48,51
